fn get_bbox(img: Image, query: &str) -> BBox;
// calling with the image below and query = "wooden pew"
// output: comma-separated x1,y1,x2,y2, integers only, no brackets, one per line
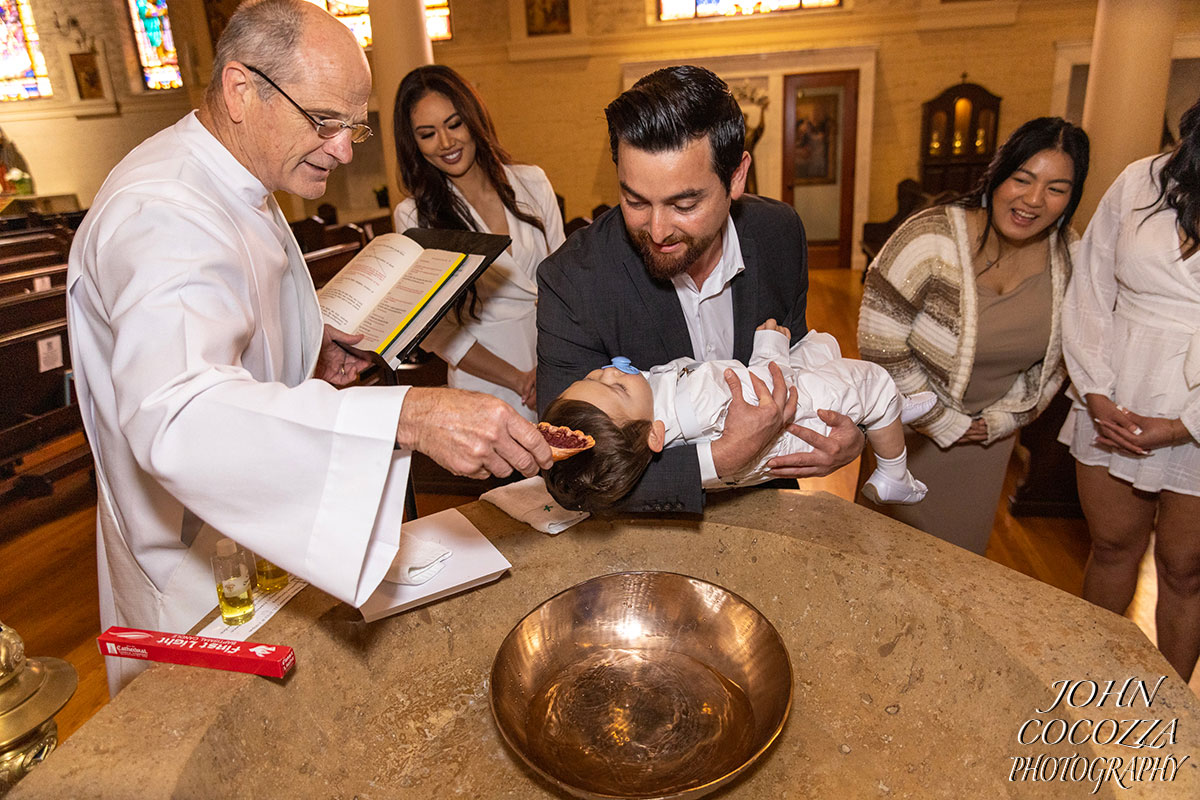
290,216,325,253
323,222,367,248
304,241,360,289
0,286,66,337
0,405,92,503
0,215,31,233
0,404,82,477
0,318,71,430
0,250,65,277
0,231,69,259
43,209,87,230
861,179,956,268
357,213,393,240
0,263,68,298
10,440,93,499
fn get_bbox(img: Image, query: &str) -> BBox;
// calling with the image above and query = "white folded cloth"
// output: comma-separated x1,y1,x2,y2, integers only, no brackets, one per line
480,476,589,535
385,532,452,585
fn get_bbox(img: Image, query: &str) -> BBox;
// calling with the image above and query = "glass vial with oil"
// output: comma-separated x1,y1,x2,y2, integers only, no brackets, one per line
212,538,255,625
255,556,289,594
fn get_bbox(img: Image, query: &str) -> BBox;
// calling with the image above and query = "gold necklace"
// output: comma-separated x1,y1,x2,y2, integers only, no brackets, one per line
979,237,1004,274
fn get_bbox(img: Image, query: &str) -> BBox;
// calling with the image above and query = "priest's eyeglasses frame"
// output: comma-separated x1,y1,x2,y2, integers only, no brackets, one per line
244,64,373,144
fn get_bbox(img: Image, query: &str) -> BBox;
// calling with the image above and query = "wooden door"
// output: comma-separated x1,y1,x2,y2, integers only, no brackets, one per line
782,70,859,269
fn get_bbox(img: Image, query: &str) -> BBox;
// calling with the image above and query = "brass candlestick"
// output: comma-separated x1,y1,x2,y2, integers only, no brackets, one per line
0,622,76,796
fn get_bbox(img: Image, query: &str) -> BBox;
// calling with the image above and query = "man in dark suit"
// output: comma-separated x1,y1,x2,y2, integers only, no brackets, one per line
537,65,863,513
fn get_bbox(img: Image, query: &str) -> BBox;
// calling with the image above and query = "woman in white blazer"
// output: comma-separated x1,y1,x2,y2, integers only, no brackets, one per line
393,66,565,421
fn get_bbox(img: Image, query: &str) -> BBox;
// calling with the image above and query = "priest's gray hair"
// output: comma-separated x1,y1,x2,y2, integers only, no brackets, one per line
205,0,307,106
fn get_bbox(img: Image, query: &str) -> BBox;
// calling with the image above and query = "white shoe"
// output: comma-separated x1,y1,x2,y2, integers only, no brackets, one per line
862,469,928,505
900,392,937,424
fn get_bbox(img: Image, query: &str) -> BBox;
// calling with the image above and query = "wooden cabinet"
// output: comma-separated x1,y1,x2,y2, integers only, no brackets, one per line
919,81,1001,195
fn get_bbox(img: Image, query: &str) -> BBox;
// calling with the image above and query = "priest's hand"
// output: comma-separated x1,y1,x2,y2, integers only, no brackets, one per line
395,387,553,480
316,324,372,387
769,409,865,478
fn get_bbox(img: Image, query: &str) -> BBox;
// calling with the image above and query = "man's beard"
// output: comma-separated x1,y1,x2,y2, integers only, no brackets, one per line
630,227,720,282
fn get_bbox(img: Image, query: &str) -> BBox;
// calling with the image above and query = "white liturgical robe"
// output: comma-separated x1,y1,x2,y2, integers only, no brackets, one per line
68,112,411,694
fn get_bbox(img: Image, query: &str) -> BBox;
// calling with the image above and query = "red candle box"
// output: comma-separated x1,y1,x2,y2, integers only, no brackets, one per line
97,626,295,679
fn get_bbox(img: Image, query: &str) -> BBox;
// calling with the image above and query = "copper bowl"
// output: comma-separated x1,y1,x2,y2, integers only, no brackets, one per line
490,572,792,799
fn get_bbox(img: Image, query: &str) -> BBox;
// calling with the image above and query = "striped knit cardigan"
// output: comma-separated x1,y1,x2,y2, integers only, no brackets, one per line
857,204,1074,449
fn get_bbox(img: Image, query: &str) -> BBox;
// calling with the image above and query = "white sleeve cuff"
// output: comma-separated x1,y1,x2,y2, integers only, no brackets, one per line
751,329,791,363
697,440,721,488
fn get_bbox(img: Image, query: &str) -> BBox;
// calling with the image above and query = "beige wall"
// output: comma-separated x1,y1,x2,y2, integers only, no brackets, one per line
427,0,1198,226
8,0,1200,229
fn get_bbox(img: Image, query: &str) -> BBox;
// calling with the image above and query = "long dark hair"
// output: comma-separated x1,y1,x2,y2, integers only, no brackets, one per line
1142,95,1200,257
954,116,1090,260
392,65,546,319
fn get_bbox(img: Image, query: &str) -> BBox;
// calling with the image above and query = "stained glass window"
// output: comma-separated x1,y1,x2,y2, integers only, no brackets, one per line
302,0,452,48
659,0,841,21
0,0,52,101
126,0,183,90
424,0,451,41
314,0,372,47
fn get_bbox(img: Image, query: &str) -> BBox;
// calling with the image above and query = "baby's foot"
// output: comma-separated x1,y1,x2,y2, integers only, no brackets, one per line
901,392,937,424
862,469,928,505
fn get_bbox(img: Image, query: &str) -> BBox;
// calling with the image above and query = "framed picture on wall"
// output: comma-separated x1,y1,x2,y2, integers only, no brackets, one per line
792,92,838,185
62,44,117,114
507,0,586,58
70,52,106,101
525,0,570,36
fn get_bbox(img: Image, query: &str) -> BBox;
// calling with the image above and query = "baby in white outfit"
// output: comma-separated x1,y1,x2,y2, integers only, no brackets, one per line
542,320,932,513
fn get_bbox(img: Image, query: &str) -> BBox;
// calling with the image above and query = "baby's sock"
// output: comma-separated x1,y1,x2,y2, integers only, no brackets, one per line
875,449,909,481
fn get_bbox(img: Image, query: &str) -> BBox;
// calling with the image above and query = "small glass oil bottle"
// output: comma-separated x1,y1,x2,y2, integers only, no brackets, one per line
255,556,289,594
212,538,255,625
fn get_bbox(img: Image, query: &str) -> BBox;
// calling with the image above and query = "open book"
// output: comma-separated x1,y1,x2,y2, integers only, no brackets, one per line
316,228,510,370
358,507,512,623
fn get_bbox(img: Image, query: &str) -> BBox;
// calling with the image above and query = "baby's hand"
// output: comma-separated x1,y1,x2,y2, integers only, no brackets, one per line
757,318,791,339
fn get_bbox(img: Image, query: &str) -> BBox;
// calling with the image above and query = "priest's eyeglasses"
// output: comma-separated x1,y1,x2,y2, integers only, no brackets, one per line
244,65,373,144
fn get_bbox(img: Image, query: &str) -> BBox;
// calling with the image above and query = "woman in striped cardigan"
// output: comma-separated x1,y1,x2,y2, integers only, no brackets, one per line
857,117,1089,553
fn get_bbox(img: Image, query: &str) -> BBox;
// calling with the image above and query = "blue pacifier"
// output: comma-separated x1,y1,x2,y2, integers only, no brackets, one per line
605,356,640,374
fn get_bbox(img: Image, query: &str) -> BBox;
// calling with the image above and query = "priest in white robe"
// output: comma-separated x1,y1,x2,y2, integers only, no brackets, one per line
67,0,551,694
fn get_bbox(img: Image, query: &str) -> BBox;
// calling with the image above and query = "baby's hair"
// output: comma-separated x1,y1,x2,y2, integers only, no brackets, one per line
542,397,654,514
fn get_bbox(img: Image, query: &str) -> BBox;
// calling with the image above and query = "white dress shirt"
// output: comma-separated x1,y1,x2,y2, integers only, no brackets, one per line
670,215,743,481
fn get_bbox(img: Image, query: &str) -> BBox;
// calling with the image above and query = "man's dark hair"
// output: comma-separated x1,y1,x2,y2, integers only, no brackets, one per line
541,398,654,514
604,65,746,190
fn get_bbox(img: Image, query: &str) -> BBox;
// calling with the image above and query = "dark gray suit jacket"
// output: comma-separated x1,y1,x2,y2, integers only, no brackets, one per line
536,194,808,513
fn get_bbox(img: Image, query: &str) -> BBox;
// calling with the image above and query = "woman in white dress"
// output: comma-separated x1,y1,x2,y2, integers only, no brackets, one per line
1061,96,1200,682
393,66,565,421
